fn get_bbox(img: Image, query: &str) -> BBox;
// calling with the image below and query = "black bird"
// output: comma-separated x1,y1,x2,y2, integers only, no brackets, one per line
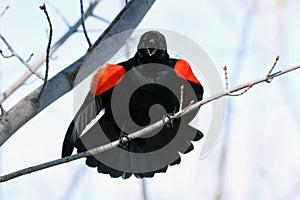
62,31,204,178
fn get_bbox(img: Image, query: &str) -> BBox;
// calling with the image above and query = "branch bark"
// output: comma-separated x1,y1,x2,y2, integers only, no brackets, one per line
0,0,157,145
0,63,299,182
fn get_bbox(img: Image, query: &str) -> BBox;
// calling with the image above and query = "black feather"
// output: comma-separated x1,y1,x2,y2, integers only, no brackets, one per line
61,31,204,179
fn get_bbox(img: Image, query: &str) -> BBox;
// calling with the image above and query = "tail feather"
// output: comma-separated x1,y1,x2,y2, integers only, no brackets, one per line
64,104,204,178
62,120,77,157
62,92,102,158
193,130,204,141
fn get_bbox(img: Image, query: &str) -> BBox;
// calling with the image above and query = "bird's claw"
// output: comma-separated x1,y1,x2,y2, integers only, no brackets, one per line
119,132,130,149
164,113,175,128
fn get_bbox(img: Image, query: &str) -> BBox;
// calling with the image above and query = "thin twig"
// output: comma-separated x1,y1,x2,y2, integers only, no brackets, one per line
0,62,299,182
39,4,53,98
223,64,253,96
266,55,280,83
0,0,155,147
141,179,149,200
0,49,13,58
223,65,229,89
80,0,92,48
0,35,44,80
228,84,253,96
0,6,9,19
91,14,110,24
76,28,103,33
26,53,34,63
179,85,184,111
0,0,103,104
179,100,194,118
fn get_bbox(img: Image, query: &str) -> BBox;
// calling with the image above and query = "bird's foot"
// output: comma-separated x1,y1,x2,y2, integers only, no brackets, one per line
163,113,175,128
119,132,131,149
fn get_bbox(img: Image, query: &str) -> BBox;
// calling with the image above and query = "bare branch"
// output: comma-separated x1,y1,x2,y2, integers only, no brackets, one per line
223,65,229,89
25,53,34,63
266,55,280,83
0,49,13,58
228,84,252,96
214,1,259,197
0,6,9,19
0,35,44,80
179,85,184,111
39,4,53,98
80,0,92,48
76,28,103,33
0,0,104,104
0,0,157,145
223,65,253,96
141,179,149,200
224,56,279,97
0,62,299,182
91,14,110,24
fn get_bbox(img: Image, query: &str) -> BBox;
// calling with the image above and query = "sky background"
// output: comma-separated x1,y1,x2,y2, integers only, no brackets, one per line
1,0,300,199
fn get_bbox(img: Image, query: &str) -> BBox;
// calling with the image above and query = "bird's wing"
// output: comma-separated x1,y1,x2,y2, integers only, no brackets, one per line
90,64,126,96
62,64,126,157
173,59,204,101
62,91,102,157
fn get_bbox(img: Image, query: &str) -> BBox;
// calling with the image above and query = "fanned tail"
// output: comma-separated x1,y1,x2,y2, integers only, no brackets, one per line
62,120,78,157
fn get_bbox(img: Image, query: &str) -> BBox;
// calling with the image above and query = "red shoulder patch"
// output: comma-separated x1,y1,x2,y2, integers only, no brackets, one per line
90,64,126,96
174,59,201,85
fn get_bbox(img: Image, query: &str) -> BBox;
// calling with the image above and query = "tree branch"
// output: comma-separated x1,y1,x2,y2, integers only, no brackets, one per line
0,5,9,19
91,14,110,24
0,104,6,116
0,0,103,104
0,34,43,80
0,63,299,182
80,0,92,48
38,4,53,98
214,1,258,199
0,0,157,145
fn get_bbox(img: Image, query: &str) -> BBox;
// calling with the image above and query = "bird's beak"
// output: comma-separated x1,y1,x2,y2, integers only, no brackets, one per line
147,48,157,57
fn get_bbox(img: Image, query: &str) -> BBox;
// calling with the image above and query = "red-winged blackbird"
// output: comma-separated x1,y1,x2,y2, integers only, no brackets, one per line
62,31,204,178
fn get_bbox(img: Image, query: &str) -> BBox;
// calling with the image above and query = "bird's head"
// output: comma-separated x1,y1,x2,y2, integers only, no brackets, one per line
136,31,169,64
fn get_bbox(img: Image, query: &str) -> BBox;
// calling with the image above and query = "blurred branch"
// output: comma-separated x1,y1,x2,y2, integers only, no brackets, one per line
44,0,71,27
141,179,149,200
0,61,299,182
0,6,9,19
0,0,103,104
91,14,110,24
0,0,157,145
214,1,258,199
60,166,87,200
0,35,44,80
